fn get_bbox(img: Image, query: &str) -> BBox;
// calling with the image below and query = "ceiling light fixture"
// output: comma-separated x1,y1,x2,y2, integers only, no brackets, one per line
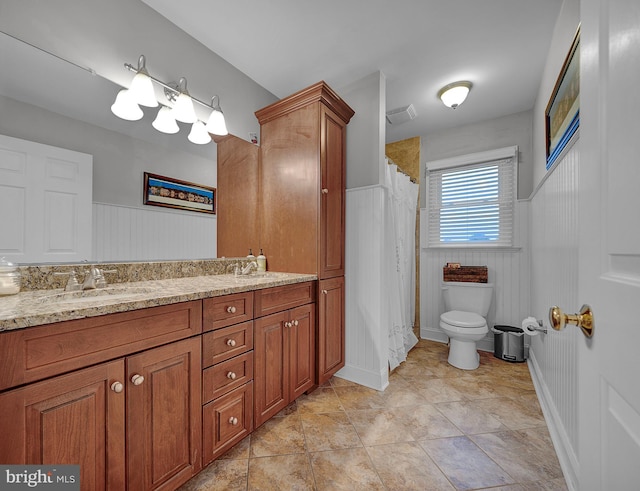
111,54,229,144
437,81,472,109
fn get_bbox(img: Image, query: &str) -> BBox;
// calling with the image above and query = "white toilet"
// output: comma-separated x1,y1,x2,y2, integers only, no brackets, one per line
440,281,494,370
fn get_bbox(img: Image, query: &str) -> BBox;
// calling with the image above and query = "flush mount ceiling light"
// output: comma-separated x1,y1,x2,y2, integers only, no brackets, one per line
437,81,473,109
111,54,229,144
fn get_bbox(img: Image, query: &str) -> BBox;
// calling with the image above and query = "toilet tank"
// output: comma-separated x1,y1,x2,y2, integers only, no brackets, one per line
442,281,494,316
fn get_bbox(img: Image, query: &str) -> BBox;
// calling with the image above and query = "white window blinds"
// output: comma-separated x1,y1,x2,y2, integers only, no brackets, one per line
427,155,515,247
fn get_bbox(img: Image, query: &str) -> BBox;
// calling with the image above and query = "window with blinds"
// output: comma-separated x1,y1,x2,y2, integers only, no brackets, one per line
427,153,515,247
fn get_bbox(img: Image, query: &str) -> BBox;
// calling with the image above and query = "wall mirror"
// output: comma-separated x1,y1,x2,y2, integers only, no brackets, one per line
0,32,220,264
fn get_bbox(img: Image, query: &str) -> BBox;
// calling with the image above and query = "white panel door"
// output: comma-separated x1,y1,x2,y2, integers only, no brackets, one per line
0,135,92,263
578,0,640,489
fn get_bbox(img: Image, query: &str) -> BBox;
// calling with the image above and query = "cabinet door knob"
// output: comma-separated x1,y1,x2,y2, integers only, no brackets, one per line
110,381,124,393
226,338,237,347
293,320,299,326
228,417,239,425
322,289,328,295
322,188,329,194
284,321,291,328
131,374,145,386
227,371,237,380
226,306,237,314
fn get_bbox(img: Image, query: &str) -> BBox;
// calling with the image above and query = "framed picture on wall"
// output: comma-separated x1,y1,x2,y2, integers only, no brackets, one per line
143,172,216,214
545,26,580,170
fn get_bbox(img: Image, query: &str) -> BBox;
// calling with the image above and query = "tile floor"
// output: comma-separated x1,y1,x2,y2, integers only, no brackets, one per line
179,340,567,491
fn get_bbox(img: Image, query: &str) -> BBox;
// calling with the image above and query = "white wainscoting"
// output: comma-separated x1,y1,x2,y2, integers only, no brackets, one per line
528,142,580,490
419,200,531,353
339,185,389,390
92,202,216,262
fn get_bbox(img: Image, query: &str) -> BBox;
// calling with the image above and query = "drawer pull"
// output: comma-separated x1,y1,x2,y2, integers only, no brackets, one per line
226,339,237,347
110,381,124,393
227,371,237,380
284,321,291,328
131,374,145,386
292,320,299,327
226,306,237,314
228,417,239,425
322,289,328,294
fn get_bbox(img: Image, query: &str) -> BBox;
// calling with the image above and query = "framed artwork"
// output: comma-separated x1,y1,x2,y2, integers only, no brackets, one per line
143,172,216,214
545,26,580,170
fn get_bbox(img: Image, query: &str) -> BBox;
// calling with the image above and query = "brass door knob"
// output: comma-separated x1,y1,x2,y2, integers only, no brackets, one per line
549,304,594,338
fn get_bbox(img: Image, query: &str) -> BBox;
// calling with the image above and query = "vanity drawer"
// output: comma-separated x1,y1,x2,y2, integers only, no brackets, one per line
0,300,202,391
203,381,253,464
203,292,254,331
202,351,253,403
254,281,315,318
202,321,253,367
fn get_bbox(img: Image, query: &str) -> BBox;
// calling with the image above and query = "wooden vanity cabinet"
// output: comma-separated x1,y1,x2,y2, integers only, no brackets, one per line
317,276,346,385
126,337,202,491
201,291,255,464
254,282,315,427
0,302,203,491
0,360,125,490
255,82,353,385
217,82,353,387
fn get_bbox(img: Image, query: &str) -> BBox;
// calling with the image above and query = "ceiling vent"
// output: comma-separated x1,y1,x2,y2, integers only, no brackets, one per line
386,104,417,125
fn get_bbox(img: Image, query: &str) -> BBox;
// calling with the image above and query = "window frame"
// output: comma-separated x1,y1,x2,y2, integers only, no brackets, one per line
426,146,518,249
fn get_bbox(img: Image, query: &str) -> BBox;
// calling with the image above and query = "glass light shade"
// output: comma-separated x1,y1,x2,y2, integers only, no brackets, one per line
152,106,179,134
188,121,212,145
438,81,472,109
111,89,143,121
205,109,228,136
171,92,197,123
129,72,158,107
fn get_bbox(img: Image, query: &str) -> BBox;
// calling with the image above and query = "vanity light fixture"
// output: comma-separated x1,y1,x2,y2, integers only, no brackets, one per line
205,96,228,136
111,54,229,144
152,106,180,134
437,81,473,109
111,88,144,121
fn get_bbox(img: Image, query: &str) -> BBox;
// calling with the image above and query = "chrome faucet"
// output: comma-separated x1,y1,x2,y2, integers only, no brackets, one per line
81,266,116,289
82,266,102,290
54,270,82,292
240,261,258,275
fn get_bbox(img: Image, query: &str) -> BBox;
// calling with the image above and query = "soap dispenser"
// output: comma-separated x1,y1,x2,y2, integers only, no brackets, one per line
257,249,267,273
247,249,255,260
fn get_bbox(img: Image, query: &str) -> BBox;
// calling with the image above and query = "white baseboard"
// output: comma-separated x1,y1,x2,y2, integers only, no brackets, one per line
335,364,389,391
527,350,578,491
420,326,449,344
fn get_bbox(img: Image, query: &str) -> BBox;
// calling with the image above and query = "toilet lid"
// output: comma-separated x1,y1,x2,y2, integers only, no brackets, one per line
441,310,486,328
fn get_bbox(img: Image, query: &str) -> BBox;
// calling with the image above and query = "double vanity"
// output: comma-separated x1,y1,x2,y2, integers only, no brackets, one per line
0,79,354,491
0,260,321,490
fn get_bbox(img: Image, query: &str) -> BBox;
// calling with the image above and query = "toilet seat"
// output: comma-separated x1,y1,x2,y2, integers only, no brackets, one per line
441,310,487,328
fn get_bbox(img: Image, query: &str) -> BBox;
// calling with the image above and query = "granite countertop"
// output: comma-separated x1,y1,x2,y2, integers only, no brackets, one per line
0,272,317,332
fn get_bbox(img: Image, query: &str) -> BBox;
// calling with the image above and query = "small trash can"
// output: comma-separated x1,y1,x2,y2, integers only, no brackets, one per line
492,325,526,362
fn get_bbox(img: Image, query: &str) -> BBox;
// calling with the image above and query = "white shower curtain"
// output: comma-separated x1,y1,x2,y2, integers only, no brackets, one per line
385,161,419,370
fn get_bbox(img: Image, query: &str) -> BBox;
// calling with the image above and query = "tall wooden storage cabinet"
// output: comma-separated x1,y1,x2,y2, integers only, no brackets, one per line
217,81,354,386
255,82,354,385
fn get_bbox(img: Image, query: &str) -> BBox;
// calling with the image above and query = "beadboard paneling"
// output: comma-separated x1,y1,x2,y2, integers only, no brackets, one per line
92,202,216,262
340,185,389,390
528,142,580,486
419,200,530,352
